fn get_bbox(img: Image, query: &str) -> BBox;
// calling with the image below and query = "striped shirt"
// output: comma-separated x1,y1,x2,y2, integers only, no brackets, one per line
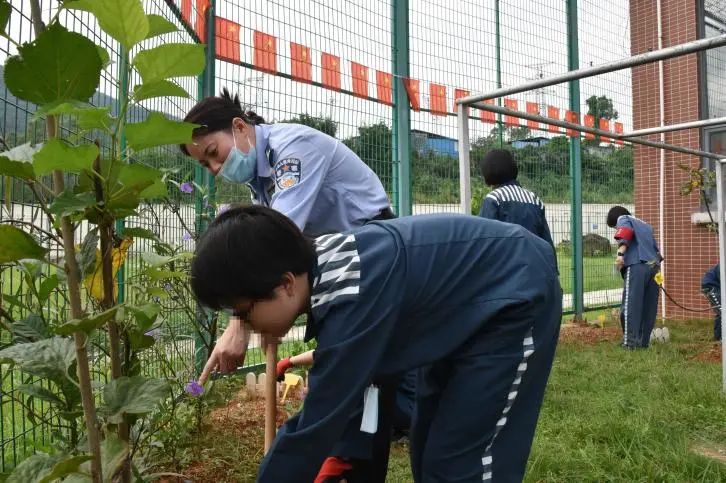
311,233,361,315
486,183,544,209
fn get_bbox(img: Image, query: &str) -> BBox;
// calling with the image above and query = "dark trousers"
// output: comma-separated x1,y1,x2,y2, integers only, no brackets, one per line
703,287,722,341
409,299,560,482
619,263,660,348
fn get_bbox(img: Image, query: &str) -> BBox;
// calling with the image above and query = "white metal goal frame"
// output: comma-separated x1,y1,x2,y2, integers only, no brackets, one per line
455,33,726,392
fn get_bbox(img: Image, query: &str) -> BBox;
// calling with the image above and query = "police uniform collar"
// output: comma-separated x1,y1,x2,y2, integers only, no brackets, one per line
254,124,273,177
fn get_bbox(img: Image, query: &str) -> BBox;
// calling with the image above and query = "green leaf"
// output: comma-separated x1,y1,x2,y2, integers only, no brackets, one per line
4,23,102,105
97,45,111,68
2,142,42,162
0,1,11,37
48,190,96,218
7,452,93,483
40,455,93,483
11,314,51,343
33,139,99,176
144,14,178,40
141,251,191,267
118,163,167,198
132,43,205,83
132,80,190,102
101,434,129,482
0,337,75,382
56,306,119,336
65,0,149,50
78,229,99,279
102,375,169,424
0,225,48,264
17,384,65,407
38,274,59,305
0,155,35,180
36,101,114,131
126,112,198,151
7,453,65,483
146,287,169,300
128,332,155,351
128,303,161,331
123,227,160,242
145,267,186,281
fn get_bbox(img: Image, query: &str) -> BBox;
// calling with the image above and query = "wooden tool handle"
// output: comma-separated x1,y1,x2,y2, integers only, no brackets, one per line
264,341,278,454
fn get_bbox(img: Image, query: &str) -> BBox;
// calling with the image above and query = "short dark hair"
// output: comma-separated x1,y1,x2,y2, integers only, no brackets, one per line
191,205,316,310
606,206,631,228
479,149,518,186
180,87,266,155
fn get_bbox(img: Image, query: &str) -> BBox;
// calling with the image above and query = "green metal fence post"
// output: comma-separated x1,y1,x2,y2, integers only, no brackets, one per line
194,0,217,374
495,0,504,148
392,0,411,216
567,0,584,321
115,47,128,304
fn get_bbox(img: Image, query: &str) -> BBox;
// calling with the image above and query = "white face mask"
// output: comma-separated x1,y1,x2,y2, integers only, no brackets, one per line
218,127,257,184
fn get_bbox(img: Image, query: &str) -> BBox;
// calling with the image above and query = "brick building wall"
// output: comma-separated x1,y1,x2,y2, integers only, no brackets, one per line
630,0,716,319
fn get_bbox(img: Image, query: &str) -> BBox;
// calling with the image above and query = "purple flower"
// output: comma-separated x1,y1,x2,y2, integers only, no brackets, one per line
185,380,204,397
179,182,193,194
182,231,192,242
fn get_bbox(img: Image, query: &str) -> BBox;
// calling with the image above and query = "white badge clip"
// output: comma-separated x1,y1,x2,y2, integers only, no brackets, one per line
360,384,379,434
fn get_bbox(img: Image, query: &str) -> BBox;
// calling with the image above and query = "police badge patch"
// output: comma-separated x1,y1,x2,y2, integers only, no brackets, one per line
275,158,301,190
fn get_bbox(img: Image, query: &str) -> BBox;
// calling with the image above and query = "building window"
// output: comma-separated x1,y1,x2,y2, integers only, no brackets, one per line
700,1,726,216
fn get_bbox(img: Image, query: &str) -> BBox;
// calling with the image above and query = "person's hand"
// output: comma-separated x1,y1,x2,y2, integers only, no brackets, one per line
199,317,250,385
276,357,294,382
614,255,624,271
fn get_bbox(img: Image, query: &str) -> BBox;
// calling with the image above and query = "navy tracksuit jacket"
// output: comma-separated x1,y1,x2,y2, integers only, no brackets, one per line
257,214,562,482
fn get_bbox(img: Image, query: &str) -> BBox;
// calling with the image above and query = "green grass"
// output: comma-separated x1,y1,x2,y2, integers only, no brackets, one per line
559,253,622,294
166,317,725,482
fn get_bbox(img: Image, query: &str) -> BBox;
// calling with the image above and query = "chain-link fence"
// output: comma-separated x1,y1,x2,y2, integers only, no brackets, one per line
0,0,644,472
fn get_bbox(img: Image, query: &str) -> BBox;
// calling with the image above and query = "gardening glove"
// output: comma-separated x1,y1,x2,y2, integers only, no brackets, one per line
276,357,293,382
314,457,353,483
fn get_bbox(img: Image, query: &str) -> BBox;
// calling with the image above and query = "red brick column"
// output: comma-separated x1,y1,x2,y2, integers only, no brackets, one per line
630,0,716,319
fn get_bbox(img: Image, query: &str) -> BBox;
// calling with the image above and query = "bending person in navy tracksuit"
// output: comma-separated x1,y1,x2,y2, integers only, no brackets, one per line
191,205,562,483
607,206,662,349
702,263,722,341
478,149,555,251
183,88,411,481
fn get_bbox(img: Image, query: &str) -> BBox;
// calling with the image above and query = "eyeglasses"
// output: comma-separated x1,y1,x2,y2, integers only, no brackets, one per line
224,300,255,320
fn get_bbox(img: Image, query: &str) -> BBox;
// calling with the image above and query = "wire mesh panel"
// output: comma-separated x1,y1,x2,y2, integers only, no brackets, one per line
199,0,394,363
0,0,201,470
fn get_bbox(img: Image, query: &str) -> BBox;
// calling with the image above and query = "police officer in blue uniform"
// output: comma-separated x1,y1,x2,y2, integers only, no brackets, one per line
182,88,392,236
607,206,663,349
702,263,722,341
182,89,409,481
478,149,555,251
190,205,562,483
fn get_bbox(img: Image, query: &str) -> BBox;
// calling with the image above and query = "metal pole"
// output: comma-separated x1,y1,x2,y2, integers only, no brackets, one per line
471,101,726,160
495,0,503,147
458,34,726,105
115,46,128,305
390,1,399,213
392,0,412,216
621,117,726,138
716,159,726,392
567,0,584,321
457,104,471,215
195,0,217,376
